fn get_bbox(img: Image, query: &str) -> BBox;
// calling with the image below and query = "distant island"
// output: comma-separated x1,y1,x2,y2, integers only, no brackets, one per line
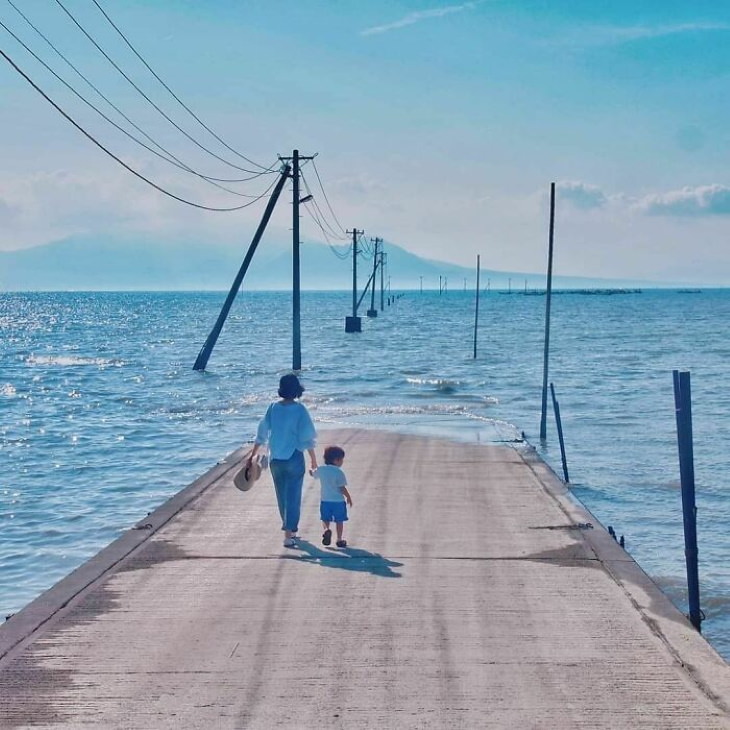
0,234,686,292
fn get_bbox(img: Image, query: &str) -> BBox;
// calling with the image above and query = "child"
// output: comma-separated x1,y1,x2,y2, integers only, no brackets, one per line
311,445,352,548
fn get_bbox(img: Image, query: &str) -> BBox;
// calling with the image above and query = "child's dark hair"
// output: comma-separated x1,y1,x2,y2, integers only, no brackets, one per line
324,445,345,465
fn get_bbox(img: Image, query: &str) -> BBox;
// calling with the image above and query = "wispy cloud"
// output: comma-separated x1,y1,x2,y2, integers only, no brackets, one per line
361,1,482,37
557,181,607,210
636,185,730,216
569,22,730,47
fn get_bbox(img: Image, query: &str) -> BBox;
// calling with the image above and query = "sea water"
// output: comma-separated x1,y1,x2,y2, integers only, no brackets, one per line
2,289,730,659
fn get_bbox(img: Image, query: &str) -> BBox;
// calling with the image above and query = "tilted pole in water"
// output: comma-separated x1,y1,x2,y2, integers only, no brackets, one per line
192,164,291,371
367,237,380,318
473,255,481,359
673,369,702,632
345,227,364,332
380,250,386,309
356,268,377,312
540,182,556,440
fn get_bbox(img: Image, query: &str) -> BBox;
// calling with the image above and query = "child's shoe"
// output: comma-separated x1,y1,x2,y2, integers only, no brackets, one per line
322,529,332,546
336,539,347,548
283,537,296,548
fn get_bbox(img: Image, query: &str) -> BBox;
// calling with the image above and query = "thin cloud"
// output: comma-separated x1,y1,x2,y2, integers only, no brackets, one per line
636,185,730,216
361,1,482,37
570,22,730,47
557,181,607,210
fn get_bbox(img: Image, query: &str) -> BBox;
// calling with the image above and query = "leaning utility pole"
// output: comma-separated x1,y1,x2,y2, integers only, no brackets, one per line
278,149,315,369
368,237,381,318
192,164,291,371
345,228,364,332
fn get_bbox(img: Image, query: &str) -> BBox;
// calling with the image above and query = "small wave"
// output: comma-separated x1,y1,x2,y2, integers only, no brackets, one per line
406,377,462,386
1,384,17,397
26,355,122,367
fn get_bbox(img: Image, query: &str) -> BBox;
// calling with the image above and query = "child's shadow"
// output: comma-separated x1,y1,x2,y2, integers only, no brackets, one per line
284,540,403,578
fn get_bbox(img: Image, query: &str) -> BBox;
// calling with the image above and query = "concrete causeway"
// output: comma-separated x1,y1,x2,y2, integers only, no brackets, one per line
2,427,730,728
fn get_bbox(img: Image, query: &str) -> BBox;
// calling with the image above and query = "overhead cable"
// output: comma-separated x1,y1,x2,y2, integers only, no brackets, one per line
0,18,264,199
52,0,269,175
5,0,272,183
300,171,347,241
311,158,346,234
0,48,282,211
89,0,274,173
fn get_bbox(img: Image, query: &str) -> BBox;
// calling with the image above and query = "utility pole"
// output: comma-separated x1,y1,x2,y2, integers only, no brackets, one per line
380,250,386,310
368,236,383,317
473,255,481,359
278,149,315,370
540,182,556,440
345,228,364,332
420,276,423,293
193,164,291,371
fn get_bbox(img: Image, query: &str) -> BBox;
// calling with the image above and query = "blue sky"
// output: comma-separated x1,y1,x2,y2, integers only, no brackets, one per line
1,0,730,283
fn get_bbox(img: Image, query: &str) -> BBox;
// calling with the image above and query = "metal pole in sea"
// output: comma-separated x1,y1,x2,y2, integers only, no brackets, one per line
673,369,702,632
345,228,363,332
540,182,556,441
473,254,480,359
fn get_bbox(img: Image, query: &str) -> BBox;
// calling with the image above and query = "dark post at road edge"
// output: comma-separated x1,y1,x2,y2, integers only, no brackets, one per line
540,182,556,440
673,369,702,632
192,164,291,371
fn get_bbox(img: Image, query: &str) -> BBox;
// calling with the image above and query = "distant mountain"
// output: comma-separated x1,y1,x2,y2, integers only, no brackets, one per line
0,234,667,291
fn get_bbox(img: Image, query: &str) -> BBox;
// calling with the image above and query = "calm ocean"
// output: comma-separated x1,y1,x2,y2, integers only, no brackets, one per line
2,289,729,658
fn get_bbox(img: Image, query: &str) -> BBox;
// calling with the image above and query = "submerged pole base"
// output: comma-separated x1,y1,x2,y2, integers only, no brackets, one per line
366,309,378,318
345,316,362,333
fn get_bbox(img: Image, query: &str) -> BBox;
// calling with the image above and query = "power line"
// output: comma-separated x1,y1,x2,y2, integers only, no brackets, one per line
311,158,346,234
3,0,275,184
300,170,347,240
0,17,266,199
0,47,281,211
89,0,274,173
52,0,267,175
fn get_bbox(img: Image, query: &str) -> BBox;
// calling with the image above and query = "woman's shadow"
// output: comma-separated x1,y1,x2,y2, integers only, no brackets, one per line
283,540,403,578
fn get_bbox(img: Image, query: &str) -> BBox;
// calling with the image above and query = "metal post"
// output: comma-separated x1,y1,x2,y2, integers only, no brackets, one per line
193,165,291,371
292,149,301,370
473,255,480,359
673,369,702,632
540,182,556,440
550,382,569,482
380,245,385,310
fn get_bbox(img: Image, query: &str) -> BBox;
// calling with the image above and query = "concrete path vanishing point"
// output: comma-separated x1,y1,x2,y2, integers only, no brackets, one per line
2,427,730,729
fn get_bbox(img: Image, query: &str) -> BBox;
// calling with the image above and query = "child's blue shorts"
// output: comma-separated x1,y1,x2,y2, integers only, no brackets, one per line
320,500,348,523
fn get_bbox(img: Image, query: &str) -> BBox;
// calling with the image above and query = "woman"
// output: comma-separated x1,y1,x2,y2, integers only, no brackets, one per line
249,374,317,547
